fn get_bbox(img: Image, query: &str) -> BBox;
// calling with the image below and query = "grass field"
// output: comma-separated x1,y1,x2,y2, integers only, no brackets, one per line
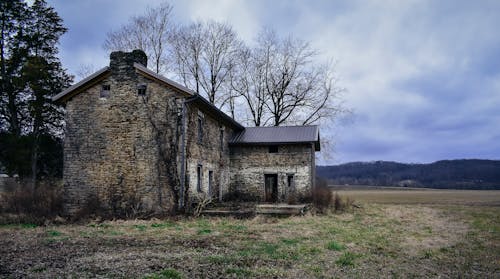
332,186,500,206
1,189,499,278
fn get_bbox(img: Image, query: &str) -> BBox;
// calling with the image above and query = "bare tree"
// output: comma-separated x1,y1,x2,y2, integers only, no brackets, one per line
230,47,269,126
103,2,173,74
235,29,345,127
171,20,243,108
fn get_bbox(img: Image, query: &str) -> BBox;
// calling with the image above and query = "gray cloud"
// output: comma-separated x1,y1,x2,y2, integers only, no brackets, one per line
47,0,500,164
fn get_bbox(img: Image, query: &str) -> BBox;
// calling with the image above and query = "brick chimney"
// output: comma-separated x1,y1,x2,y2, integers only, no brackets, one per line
109,49,147,80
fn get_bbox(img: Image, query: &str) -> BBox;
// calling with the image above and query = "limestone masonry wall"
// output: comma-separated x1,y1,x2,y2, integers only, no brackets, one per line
63,52,183,215
229,144,315,201
185,103,236,203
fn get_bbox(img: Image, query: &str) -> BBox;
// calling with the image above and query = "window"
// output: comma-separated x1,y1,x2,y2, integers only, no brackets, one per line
197,114,204,143
269,145,278,153
219,128,224,152
100,84,110,98
197,164,203,192
137,84,147,96
208,171,213,197
287,174,295,189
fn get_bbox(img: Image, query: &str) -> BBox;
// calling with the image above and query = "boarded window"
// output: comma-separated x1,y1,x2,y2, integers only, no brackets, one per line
197,164,203,192
269,146,278,153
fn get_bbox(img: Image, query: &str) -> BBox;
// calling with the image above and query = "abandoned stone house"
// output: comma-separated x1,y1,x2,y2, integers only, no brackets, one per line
53,50,320,215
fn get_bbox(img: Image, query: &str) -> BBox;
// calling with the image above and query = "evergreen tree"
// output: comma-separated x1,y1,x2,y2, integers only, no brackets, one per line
0,0,29,136
0,0,71,182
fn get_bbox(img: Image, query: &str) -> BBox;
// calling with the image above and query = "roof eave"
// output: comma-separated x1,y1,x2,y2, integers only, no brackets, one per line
52,66,110,103
189,95,244,130
133,63,194,97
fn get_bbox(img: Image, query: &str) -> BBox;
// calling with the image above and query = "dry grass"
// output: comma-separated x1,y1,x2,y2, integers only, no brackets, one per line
0,189,499,278
334,188,500,206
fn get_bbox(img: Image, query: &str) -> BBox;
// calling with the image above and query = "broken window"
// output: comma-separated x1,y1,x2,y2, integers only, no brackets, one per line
269,145,278,153
197,164,203,192
137,84,147,96
100,84,110,98
287,174,295,189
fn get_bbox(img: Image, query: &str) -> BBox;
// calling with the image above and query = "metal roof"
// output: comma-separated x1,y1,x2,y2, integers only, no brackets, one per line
231,125,320,151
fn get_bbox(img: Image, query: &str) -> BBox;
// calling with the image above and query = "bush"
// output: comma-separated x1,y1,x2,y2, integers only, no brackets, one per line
312,177,333,213
0,179,63,224
308,177,354,214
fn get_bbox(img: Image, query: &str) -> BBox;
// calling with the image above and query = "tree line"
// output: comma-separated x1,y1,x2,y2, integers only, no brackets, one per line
0,0,71,184
103,2,346,127
316,159,500,190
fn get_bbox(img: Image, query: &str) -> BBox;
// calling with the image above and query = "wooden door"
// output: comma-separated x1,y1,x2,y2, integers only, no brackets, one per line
264,174,278,202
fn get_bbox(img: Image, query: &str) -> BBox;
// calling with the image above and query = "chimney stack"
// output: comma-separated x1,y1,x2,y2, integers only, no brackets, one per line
109,49,147,80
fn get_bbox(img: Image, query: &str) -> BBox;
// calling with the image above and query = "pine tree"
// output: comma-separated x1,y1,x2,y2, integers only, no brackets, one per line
22,0,71,184
0,0,71,182
0,0,29,136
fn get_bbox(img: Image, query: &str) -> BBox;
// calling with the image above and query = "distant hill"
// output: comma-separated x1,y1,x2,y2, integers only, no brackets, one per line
317,159,500,190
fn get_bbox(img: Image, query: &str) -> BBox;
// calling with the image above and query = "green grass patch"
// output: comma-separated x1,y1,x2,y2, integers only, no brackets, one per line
326,241,345,251
144,268,184,279
336,252,359,266
47,230,62,237
134,225,147,231
21,223,37,229
197,228,212,235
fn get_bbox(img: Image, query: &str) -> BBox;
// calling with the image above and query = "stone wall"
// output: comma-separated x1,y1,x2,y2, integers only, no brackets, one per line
63,51,183,216
184,103,236,203
229,144,315,202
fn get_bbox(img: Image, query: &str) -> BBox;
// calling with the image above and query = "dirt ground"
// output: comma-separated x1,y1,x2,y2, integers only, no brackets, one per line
1,190,499,278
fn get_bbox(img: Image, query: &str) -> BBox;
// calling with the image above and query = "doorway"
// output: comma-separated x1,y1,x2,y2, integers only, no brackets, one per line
264,174,278,202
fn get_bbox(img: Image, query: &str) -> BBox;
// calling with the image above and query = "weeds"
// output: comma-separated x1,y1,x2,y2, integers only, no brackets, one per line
0,179,62,223
326,241,345,251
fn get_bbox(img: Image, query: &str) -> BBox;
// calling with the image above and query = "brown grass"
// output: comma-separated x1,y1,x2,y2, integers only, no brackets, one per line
0,189,499,278
334,188,500,206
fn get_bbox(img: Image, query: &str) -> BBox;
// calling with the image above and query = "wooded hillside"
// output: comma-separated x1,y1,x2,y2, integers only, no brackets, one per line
317,159,500,189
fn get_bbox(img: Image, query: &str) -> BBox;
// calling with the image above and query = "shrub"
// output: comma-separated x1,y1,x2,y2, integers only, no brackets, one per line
306,177,355,214
0,179,63,223
312,177,333,213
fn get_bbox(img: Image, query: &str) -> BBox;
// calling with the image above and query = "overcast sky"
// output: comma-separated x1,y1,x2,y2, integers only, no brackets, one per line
47,0,500,165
